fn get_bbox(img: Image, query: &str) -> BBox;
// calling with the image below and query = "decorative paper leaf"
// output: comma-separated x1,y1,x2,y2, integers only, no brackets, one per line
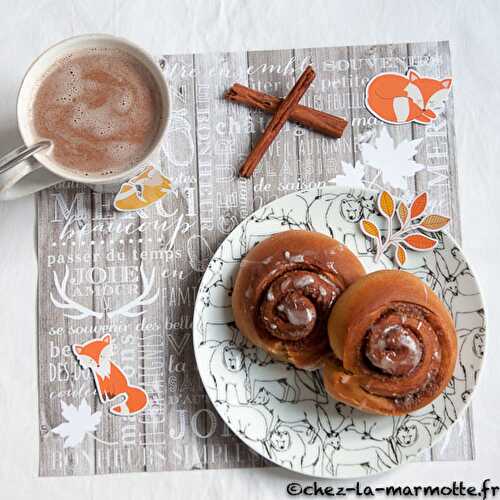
52,400,102,448
403,233,438,251
410,192,428,219
420,214,450,232
395,245,407,266
378,190,395,219
360,219,380,240
359,127,425,190
329,161,366,188
397,201,409,226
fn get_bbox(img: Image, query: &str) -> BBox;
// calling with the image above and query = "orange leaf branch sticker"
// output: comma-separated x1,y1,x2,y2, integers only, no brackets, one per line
410,192,428,219
403,233,438,250
419,214,450,232
378,190,395,219
360,219,383,260
397,201,409,226
360,219,381,239
359,190,450,267
395,244,407,266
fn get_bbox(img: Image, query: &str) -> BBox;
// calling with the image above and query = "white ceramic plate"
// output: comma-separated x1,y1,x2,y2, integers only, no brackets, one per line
193,186,485,478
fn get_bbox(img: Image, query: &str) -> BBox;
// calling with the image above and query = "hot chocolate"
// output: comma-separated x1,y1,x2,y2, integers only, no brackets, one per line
31,47,162,176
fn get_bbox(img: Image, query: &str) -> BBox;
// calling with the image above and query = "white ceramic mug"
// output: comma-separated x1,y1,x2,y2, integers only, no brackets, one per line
0,34,170,200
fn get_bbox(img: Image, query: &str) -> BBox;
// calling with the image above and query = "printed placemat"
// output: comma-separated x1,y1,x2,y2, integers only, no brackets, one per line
36,41,478,476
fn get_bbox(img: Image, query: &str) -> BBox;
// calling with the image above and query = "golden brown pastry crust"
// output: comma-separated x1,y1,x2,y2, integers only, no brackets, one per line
232,230,366,369
324,270,457,415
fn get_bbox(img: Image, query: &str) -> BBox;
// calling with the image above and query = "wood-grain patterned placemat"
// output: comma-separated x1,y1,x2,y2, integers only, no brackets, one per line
37,41,474,476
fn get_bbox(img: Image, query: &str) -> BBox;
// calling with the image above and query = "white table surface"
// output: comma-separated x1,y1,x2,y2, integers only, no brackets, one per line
0,0,499,498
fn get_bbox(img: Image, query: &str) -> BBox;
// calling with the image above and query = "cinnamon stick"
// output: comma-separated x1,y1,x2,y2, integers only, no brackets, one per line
239,66,316,178
226,83,348,139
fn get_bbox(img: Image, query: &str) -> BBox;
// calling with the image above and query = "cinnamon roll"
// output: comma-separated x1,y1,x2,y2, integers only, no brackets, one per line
323,270,457,415
232,230,366,369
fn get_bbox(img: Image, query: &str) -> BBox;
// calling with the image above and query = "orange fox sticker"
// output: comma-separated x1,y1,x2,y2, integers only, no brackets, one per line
365,69,452,125
114,165,171,212
72,335,148,416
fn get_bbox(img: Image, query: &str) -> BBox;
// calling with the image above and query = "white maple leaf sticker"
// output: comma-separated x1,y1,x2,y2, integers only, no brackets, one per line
52,400,102,448
329,161,366,188
360,127,425,191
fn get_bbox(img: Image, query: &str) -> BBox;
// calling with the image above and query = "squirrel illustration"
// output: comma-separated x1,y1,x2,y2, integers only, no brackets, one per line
72,334,148,416
365,69,452,124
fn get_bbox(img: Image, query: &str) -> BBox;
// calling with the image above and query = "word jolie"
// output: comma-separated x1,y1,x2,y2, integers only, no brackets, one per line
73,334,149,416
365,69,452,125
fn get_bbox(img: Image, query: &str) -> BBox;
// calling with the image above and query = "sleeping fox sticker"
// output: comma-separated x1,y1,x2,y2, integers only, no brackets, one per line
73,334,148,416
365,69,452,125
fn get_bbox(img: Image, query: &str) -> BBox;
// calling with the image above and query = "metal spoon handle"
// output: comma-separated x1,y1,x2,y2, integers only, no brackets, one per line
0,140,51,175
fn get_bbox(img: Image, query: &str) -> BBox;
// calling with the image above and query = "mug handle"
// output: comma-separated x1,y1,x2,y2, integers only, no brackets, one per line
0,141,64,200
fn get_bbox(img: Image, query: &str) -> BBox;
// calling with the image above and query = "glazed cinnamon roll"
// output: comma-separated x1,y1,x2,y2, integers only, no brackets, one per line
232,230,365,369
323,270,457,415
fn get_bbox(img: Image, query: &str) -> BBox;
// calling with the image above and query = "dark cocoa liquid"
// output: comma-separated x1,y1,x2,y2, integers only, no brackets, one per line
31,48,162,176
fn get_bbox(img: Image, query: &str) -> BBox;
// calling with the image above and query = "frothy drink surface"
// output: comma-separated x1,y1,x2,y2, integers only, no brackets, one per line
31,48,161,175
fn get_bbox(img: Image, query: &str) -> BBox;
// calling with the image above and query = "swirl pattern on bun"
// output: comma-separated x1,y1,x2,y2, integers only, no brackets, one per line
323,270,457,415
232,230,366,369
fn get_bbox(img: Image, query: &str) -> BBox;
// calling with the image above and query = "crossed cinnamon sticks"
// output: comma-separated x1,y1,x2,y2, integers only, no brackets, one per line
225,65,348,178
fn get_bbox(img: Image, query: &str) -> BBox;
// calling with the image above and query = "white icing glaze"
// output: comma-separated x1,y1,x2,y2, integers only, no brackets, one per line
327,262,338,273
282,305,314,326
372,325,421,372
293,275,315,288
280,278,292,293
318,274,336,286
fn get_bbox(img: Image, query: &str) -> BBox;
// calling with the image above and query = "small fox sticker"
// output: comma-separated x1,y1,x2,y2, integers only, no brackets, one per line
114,165,171,212
73,335,149,416
365,69,452,125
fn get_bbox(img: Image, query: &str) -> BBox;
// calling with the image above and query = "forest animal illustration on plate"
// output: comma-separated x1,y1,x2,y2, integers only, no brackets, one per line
208,339,250,404
300,190,378,257
193,186,484,478
72,334,149,416
458,320,485,401
268,422,324,473
365,69,452,125
406,246,483,326
321,412,434,477
218,401,271,448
